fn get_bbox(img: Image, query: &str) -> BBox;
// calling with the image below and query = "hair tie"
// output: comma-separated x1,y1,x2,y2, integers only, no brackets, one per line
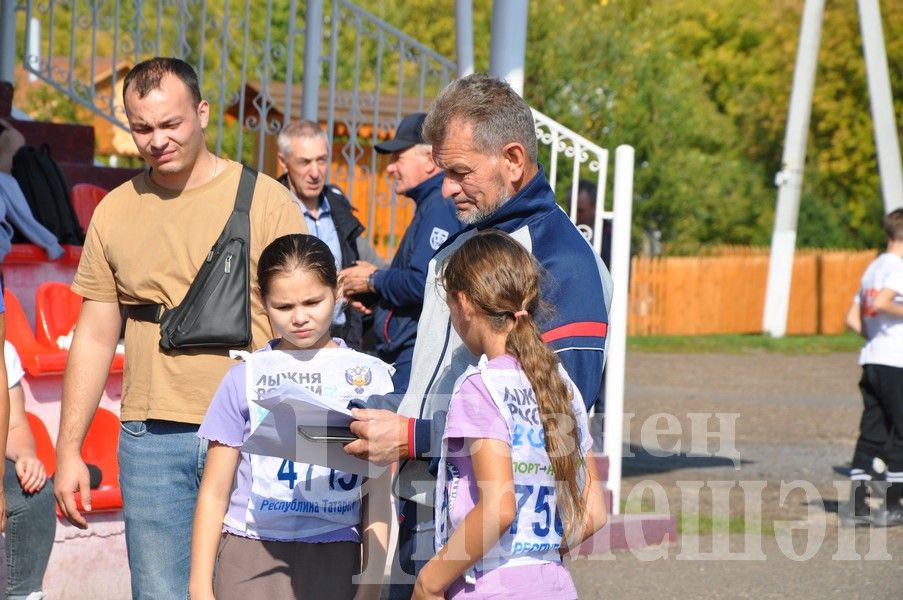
513,310,529,319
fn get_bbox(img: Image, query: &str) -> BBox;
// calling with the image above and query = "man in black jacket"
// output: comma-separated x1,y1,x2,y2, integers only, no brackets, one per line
277,119,383,349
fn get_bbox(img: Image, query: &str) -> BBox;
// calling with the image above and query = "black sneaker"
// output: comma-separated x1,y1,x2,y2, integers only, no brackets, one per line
886,481,903,510
840,481,872,527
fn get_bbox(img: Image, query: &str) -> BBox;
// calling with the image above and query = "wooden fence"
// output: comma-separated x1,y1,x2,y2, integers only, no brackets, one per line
308,162,878,338
628,248,877,336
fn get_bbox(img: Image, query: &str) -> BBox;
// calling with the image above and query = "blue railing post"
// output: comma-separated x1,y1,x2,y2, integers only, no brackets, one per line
0,0,16,82
455,0,474,78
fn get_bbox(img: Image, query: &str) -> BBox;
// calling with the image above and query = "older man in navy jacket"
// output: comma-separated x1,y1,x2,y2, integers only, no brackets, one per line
340,112,461,394
345,75,613,596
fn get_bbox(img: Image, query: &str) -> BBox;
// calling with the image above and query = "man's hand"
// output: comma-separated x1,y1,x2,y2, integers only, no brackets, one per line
53,298,121,530
15,454,48,494
339,260,379,296
53,452,92,528
187,585,216,600
344,408,409,465
347,299,374,316
845,299,863,336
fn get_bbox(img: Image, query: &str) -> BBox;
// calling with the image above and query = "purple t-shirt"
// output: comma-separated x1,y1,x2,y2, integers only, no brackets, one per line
198,339,373,543
442,354,590,600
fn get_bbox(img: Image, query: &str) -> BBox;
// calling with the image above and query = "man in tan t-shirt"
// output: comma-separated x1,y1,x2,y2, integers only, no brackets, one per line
52,57,305,599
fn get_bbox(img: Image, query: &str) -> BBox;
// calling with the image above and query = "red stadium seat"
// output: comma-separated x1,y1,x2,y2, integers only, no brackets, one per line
2,243,82,264
72,407,122,513
34,282,124,373
70,183,108,231
26,412,56,476
3,289,69,376
35,281,82,348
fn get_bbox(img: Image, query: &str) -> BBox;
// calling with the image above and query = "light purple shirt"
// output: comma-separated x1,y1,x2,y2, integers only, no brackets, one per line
442,354,585,599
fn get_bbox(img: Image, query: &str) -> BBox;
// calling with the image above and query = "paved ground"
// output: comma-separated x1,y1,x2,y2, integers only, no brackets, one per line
571,351,902,599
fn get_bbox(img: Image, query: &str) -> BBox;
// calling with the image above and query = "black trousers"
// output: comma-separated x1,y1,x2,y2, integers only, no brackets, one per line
852,364,903,473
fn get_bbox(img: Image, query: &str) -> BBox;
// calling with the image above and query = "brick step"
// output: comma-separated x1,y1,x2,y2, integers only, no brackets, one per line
593,456,613,511
569,513,677,556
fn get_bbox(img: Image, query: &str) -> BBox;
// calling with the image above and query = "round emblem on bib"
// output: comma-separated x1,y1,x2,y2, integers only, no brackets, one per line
345,365,373,393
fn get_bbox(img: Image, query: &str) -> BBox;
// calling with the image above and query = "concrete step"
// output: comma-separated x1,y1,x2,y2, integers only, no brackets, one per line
583,455,677,553
595,454,609,481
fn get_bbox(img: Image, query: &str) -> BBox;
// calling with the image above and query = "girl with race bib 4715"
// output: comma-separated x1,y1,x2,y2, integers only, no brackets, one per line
189,234,393,600
414,230,608,600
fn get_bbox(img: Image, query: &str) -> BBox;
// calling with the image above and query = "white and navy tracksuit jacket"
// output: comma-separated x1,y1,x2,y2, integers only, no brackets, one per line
394,167,612,505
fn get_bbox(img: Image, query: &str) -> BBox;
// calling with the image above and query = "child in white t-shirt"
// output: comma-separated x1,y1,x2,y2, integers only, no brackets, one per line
190,234,393,599
844,208,903,527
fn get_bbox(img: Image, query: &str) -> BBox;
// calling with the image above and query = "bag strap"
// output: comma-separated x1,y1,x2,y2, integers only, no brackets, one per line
126,303,165,323
126,164,257,324
234,164,255,215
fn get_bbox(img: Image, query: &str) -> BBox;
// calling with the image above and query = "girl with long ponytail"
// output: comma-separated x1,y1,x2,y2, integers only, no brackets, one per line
413,229,607,600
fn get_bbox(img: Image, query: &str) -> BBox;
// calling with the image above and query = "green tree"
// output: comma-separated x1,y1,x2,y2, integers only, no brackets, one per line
526,0,772,253
651,0,903,250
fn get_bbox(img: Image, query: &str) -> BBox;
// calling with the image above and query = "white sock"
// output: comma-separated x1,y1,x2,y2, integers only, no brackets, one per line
850,467,872,481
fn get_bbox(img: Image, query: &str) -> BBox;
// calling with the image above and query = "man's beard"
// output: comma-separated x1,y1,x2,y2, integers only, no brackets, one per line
458,178,512,225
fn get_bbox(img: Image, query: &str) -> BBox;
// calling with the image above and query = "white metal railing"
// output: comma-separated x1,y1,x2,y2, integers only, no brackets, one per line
532,107,632,514
532,107,611,256
324,0,455,253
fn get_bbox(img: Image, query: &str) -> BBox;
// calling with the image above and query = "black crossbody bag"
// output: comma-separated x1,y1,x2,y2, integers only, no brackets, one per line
127,166,256,350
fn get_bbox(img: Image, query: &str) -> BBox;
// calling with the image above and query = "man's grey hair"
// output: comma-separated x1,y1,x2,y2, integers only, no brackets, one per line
277,119,328,156
422,73,537,163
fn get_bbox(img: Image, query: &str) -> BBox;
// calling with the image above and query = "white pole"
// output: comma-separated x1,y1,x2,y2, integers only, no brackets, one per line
603,145,635,516
858,0,903,213
27,17,39,83
455,0,474,78
488,0,527,96
762,0,825,337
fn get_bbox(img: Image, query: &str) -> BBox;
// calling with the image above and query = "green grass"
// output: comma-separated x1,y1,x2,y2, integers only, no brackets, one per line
620,499,764,535
677,512,765,536
627,333,862,355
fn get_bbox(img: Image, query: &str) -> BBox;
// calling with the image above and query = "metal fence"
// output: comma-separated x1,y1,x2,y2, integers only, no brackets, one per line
533,107,611,257
322,0,454,253
16,0,457,253
15,0,617,258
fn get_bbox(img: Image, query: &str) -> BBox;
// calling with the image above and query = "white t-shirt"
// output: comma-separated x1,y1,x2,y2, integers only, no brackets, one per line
858,252,903,367
198,340,394,542
4,341,25,388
